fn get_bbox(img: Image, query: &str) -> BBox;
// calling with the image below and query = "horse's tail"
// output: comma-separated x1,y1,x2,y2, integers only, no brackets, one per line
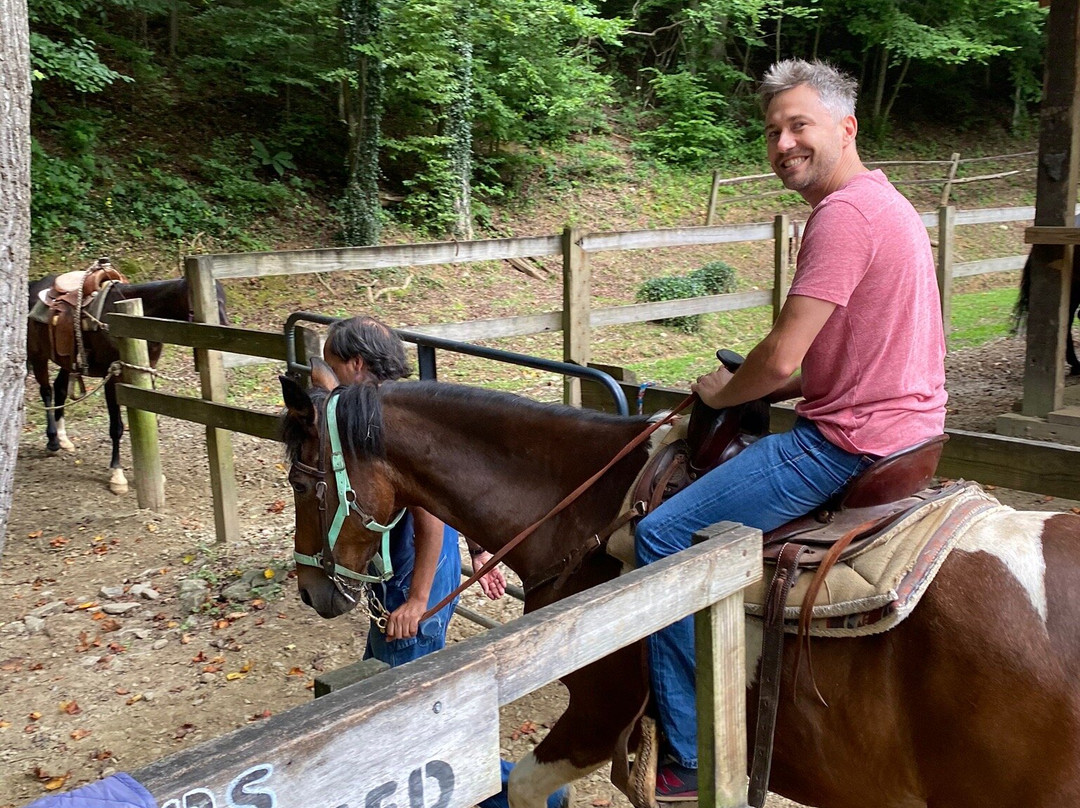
1013,251,1032,334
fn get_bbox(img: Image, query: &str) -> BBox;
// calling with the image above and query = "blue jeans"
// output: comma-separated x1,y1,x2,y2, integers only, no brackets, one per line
364,522,461,667
634,418,873,767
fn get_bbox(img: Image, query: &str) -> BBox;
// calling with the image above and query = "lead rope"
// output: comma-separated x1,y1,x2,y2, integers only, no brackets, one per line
421,393,697,621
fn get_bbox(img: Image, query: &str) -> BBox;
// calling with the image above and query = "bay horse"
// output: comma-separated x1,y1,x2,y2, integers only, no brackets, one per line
280,361,1080,808
27,275,227,493
1016,224,1080,375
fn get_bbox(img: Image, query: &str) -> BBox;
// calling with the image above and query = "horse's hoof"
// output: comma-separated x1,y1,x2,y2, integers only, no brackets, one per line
46,444,61,454
59,437,75,452
109,469,129,495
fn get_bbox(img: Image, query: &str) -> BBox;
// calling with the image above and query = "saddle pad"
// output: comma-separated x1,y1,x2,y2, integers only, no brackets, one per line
744,482,1001,637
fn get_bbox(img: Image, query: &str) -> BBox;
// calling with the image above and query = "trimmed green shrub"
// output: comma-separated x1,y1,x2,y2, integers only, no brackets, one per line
636,261,739,334
635,274,707,333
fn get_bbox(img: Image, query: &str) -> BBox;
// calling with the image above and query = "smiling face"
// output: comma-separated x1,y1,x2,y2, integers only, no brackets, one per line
765,83,858,207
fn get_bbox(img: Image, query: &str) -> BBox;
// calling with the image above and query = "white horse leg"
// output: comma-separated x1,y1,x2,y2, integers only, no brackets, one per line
109,466,129,495
508,752,592,808
55,417,75,452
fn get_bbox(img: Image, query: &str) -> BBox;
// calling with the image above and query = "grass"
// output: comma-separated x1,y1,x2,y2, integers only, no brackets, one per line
947,287,1018,350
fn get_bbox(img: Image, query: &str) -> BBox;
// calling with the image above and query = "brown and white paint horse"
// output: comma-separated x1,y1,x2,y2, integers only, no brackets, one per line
280,361,1080,808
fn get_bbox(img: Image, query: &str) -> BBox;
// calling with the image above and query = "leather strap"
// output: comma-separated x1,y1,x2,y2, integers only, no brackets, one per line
749,542,807,808
421,394,697,620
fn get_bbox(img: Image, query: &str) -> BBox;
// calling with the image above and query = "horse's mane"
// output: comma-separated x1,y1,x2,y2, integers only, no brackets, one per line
282,380,645,463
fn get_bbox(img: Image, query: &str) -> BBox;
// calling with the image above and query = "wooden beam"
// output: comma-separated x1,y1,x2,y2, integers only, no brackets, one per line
1023,0,1080,417
562,226,590,406
584,380,1080,498
106,314,288,359
115,385,281,441
1024,225,1080,245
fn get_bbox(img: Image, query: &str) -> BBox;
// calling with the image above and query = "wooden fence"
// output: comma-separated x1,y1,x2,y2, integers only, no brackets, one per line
704,151,1038,223
103,202,1078,541
119,522,760,808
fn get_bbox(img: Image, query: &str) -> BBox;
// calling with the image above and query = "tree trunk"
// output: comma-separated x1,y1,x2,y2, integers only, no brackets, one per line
448,1,473,241
342,0,382,246
0,0,31,556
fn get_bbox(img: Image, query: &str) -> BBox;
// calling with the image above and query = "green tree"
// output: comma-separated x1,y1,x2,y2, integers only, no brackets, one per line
342,0,383,245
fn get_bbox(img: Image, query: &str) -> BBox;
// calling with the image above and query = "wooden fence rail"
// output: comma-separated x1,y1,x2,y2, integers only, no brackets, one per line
124,523,760,808
102,201,1069,540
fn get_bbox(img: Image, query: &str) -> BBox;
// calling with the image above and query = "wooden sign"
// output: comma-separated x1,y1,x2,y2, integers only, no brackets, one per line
140,655,502,808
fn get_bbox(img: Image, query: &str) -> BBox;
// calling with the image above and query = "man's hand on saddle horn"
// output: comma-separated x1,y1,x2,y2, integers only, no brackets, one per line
691,365,734,409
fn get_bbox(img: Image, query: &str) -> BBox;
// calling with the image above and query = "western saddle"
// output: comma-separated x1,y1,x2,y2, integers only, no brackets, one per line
33,257,127,372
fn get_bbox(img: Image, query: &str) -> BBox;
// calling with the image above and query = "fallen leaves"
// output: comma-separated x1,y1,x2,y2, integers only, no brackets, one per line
510,720,538,741
70,728,92,741
33,767,70,791
173,723,197,741
58,701,81,716
266,500,286,514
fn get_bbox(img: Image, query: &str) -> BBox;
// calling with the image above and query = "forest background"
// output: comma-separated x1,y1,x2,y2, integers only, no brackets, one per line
30,0,1047,246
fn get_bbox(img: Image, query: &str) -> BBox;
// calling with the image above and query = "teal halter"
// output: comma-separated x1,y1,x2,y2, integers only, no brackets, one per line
291,389,405,592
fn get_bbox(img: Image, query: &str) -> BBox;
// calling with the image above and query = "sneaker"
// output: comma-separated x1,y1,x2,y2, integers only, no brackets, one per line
655,763,698,803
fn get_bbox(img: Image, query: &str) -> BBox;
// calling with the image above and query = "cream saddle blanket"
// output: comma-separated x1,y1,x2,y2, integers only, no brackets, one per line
606,423,1002,638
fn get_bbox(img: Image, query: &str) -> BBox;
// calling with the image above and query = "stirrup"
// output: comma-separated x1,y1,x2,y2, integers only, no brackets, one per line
627,715,659,808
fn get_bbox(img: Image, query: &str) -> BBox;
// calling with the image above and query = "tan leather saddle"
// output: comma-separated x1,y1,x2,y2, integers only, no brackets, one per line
36,258,126,367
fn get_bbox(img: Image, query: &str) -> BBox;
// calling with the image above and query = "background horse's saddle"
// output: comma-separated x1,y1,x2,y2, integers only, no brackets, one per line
34,258,127,363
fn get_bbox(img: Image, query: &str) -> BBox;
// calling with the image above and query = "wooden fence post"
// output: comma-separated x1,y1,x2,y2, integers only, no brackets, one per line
772,214,791,322
706,170,723,226
562,226,590,407
695,521,753,808
936,206,955,335
114,298,165,510
292,325,321,388
184,255,238,543
939,152,961,207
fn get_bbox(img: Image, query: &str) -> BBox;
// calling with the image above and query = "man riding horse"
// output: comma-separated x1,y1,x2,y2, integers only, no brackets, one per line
635,58,948,802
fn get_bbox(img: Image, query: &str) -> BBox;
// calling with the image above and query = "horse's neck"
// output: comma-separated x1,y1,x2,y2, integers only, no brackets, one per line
116,281,188,319
383,388,646,562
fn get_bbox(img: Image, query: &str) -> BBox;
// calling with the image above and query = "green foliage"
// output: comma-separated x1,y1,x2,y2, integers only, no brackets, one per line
636,70,748,168
250,139,297,177
30,137,99,243
636,274,708,334
29,32,130,92
636,260,739,333
690,261,738,295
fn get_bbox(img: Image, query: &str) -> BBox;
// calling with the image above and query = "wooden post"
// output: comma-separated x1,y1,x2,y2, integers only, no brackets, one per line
114,298,165,510
772,214,790,322
936,205,955,335
562,226,590,407
184,255,238,543
706,170,723,226
1023,0,1080,418
694,522,754,808
292,324,321,388
939,152,961,207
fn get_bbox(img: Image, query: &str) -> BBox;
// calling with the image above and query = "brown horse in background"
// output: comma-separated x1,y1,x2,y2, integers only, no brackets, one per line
27,275,227,493
280,361,1080,808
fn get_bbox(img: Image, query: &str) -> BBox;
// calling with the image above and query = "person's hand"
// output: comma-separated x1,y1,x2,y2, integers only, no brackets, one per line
384,598,426,641
690,366,734,409
472,551,506,600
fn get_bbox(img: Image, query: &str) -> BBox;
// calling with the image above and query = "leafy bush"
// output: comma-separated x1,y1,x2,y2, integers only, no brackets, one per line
690,261,737,295
636,274,707,334
636,261,739,334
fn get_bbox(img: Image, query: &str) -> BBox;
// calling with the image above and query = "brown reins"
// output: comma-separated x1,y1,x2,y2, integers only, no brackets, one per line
421,393,697,620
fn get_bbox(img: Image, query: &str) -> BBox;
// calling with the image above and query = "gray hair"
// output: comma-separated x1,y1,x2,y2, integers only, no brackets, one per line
324,315,411,382
759,59,858,121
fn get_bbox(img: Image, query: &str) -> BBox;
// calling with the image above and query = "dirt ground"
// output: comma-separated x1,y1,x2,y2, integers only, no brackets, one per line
1,335,1078,808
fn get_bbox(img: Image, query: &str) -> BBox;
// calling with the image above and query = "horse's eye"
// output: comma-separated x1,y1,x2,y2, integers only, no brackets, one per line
289,477,309,495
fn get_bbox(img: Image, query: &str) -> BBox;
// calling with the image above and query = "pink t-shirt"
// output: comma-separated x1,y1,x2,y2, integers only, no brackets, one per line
790,170,947,456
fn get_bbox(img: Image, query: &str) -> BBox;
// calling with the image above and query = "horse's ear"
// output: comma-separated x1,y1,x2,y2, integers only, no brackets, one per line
280,375,315,421
309,357,340,391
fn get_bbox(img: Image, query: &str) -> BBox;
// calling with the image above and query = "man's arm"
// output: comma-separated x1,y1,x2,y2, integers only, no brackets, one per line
692,294,835,409
384,506,444,641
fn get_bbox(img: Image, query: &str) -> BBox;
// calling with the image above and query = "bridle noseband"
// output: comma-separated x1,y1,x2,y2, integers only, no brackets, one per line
290,388,405,599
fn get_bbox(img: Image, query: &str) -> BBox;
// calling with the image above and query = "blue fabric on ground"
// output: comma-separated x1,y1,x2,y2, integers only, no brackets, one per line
23,773,157,808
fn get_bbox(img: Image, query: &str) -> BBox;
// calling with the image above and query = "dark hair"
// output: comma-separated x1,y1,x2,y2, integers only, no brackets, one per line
324,316,412,383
